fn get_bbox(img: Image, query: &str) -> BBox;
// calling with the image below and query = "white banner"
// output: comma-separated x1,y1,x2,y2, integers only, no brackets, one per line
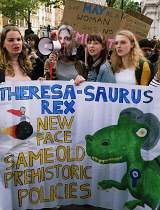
0,80,159,210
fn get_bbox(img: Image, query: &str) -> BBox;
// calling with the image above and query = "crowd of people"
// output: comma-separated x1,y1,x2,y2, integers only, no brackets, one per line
1,24,160,87
0,24,160,210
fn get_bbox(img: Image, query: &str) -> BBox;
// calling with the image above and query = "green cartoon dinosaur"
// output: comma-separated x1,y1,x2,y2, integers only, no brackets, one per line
85,108,160,210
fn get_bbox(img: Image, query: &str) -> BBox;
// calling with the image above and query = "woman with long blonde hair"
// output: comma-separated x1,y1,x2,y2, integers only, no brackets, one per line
111,30,151,85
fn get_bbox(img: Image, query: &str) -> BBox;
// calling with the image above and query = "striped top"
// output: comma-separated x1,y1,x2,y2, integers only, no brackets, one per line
149,76,160,87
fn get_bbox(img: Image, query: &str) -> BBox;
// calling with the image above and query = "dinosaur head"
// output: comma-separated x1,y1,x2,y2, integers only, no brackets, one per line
85,115,150,164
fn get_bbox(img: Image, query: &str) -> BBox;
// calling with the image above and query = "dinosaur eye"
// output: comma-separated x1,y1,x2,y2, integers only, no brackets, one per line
136,128,147,137
102,142,109,146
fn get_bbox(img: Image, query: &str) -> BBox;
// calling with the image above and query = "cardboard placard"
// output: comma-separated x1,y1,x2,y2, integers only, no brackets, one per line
119,7,153,41
62,0,122,48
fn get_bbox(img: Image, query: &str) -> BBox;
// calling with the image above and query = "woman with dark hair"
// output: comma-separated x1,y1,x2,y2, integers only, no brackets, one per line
27,34,47,79
0,25,35,82
86,32,115,83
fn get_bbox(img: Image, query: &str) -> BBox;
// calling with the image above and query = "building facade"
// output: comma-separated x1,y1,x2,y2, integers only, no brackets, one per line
141,0,160,40
1,4,64,38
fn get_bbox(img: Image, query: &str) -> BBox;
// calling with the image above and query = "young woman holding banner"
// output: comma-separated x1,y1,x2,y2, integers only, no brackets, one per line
111,30,151,85
44,24,87,86
86,32,115,83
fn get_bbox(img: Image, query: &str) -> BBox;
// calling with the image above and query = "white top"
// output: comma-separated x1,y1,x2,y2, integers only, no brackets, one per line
115,68,136,85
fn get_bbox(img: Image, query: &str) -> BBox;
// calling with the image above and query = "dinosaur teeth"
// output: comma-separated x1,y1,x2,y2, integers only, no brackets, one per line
89,156,123,163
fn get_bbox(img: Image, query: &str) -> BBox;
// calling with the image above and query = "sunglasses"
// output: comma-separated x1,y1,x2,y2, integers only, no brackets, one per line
143,49,151,52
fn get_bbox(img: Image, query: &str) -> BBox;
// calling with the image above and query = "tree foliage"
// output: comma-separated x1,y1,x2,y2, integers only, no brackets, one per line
107,0,141,12
39,0,65,7
0,0,65,27
0,0,141,28
107,0,117,7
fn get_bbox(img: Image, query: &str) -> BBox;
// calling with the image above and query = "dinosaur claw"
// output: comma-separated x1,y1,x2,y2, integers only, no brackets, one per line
97,185,109,192
123,205,129,210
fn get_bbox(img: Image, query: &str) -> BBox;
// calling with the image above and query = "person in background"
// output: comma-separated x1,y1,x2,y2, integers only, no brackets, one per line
138,39,152,59
153,35,157,40
27,33,47,79
150,38,158,57
0,25,35,82
24,29,34,49
149,54,160,87
149,42,160,62
138,38,157,81
107,50,113,64
44,24,87,85
111,30,151,85
50,30,57,41
76,43,85,62
86,32,115,83
3,23,17,28
149,42,160,74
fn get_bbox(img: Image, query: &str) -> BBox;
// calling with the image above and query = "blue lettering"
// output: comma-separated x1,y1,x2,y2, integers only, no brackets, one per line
131,89,141,104
41,86,50,99
8,87,20,100
83,4,92,13
109,87,118,102
84,86,95,101
41,100,52,114
53,101,63,114
20,86,29,100
95,87,107,102
91,6,99,14
51,85,62,99
99,6,106,15
119,88,130,103
82,3,106,15
64,100,75,114
143,90,153,103
0,87,8,101
29,86,40,99
63,85,76,99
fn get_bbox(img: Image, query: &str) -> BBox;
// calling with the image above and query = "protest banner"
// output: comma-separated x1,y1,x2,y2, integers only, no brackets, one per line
0,80,159,210
62,0,122,48
119,7,153,41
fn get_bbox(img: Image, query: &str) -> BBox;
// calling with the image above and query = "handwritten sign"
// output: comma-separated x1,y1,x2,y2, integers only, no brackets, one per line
119,7,153,41
62,0,122,48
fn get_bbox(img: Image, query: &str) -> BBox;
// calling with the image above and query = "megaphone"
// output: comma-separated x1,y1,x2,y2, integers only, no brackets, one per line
38,37,64,56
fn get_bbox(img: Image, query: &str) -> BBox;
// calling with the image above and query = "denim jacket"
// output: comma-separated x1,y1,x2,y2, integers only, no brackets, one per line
87,59,115,83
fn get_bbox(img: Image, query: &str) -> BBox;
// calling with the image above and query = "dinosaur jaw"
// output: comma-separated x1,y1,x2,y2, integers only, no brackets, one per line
88,155,123,164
